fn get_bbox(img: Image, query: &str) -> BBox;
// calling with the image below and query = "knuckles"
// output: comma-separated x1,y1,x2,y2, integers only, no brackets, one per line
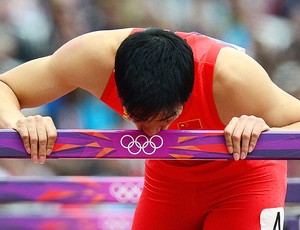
231,134,241,142
225,115,267,143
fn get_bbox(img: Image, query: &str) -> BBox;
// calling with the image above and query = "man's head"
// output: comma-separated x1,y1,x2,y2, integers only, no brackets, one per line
115,28,194,134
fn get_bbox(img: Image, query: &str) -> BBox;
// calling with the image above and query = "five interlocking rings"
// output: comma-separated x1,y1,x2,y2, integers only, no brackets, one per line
109,182,143,203
120,134,164,155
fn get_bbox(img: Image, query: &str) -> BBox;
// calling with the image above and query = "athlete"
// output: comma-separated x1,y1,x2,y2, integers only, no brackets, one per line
1,28,300,229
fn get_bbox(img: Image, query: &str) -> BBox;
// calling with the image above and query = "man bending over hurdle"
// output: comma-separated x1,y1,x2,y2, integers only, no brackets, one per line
1,28,300,229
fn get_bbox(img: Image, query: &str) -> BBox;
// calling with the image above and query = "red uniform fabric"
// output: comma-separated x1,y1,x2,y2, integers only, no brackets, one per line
101,29,287,229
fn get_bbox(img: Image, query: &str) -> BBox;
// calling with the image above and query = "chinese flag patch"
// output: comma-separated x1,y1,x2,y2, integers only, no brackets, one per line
177,119,202,130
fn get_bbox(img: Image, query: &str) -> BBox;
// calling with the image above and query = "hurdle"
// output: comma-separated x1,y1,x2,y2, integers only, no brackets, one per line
1,129,300,159
0,176,144,204
0,176,298,203
0,129,300,229
0,176,140,230
0,210,135,230
0,176,299,229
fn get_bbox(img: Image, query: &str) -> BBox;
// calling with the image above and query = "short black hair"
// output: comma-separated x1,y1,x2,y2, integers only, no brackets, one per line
115,28,194,122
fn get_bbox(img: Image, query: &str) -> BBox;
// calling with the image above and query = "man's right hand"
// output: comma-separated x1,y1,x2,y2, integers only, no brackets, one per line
13,115,57,164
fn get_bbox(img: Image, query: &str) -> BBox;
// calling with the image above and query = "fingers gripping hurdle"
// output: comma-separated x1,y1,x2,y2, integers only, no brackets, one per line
1,129,300,159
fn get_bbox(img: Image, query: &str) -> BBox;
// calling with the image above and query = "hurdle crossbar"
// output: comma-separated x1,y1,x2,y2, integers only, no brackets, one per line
0,176,299,204
0,215,297,230
0,212,135,230
0,176,143,204
1,129,300,159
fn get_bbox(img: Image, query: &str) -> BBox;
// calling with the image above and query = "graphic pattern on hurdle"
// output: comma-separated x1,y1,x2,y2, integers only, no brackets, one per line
0,177,299,230
1,129,300,159
0,177,142,230
0,176,144,204
1,129,300,229
0,176,299,203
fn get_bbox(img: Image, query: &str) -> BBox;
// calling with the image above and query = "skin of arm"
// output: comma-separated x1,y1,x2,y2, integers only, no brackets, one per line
0,28,133,163
214,47,300,159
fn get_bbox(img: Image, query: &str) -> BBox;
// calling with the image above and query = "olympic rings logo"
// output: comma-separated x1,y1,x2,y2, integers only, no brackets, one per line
109,182,143,203
120,134,164,155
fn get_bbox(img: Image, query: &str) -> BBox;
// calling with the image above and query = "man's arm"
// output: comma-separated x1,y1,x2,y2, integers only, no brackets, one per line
0,28,133,163
214,47,300,159
0,28,133,108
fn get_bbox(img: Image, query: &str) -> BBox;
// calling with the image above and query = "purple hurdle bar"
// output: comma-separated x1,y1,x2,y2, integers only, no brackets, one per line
0,176,299,230
0,215,296,230
0,211,135,230
0,176,298,203
0,176,143,204
286,178,300,203
1,129,300,159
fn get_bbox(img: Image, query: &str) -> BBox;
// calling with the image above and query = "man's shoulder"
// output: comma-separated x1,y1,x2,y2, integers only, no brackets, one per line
176,31,245,54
